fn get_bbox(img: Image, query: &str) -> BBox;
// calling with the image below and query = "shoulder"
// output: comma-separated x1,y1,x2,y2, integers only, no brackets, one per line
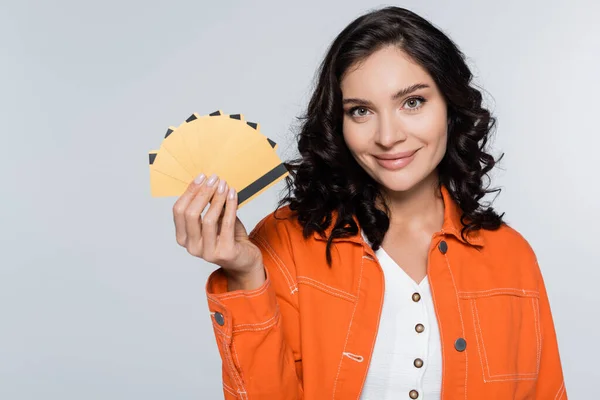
478,222,543,283
483,223,538,262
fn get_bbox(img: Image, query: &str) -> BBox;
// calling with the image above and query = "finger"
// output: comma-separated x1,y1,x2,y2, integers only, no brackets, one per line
202,179,229,260
173,173,207,246
185,173,219,254
219,186,238,250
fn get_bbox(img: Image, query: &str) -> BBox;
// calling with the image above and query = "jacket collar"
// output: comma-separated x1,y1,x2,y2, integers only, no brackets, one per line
312,184,485,247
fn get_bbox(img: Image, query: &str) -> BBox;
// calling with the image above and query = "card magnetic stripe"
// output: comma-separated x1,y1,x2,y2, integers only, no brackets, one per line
237,163,288,204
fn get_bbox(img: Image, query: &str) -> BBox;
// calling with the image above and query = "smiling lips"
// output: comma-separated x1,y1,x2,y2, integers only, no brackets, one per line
373,149,419,170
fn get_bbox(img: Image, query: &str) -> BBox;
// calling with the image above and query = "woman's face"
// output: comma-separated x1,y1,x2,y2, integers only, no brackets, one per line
341,45,448,194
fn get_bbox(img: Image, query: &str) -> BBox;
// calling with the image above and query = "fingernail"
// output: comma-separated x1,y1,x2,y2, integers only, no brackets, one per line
218,180,227,194
206,174,218,187
194,173,206,185
228,187,236,200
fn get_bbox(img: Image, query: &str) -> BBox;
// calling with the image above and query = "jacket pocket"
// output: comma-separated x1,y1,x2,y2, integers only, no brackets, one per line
459,288,541,383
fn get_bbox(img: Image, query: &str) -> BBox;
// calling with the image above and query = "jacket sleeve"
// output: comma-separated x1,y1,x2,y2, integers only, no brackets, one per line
534,259,568,399
205,215,303,399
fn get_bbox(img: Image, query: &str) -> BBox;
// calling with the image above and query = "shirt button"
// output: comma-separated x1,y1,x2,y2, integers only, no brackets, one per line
214,311,225,326
438,240,448,254
412,292,421,302
413,358,424,368
409,389,419,399
415,323,425,333
454,337,467,352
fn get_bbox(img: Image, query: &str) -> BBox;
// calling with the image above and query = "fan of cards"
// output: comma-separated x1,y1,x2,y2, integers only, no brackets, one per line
148,110,289,208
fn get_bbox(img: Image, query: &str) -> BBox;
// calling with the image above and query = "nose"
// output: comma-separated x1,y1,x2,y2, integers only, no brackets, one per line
374,111,407,147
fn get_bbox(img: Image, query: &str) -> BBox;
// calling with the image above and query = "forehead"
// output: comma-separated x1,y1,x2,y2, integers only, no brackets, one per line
340,46,434,94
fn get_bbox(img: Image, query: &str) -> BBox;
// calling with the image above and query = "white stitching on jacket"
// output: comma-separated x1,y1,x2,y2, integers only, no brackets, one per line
220,334,246,398
457,288,539,299
342,352,364,362
444,252,468,400
223,382,237,397
532,298,542,374
332,253,364,399
231,305,280,328
470,299,487,383
253,234,298,294
296,276,357,302
472,300,538,381
554,381,566,400
215,279,271,300
233,317,280,333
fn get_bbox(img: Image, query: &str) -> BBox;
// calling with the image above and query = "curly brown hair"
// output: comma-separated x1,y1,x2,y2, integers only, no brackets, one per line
276,6,505,265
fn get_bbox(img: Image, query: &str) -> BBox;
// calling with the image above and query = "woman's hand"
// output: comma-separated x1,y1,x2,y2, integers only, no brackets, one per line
172,173,265,291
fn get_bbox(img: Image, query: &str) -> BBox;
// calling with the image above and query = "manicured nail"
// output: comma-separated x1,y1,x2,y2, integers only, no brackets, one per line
194,173,206,185
228,187,236,200
218,180,227,194
206,174,218,187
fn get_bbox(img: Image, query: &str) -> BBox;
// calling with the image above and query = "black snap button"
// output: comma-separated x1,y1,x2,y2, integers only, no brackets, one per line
454,337,467,352
413,358,424,368
412,292,421,302
438,240,448,254
214,311,225,326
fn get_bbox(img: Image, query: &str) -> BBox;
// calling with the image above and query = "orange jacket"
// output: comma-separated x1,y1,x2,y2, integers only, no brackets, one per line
205,186,567,399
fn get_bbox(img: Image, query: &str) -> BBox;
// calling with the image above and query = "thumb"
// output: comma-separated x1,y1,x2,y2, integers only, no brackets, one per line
234,216,249,241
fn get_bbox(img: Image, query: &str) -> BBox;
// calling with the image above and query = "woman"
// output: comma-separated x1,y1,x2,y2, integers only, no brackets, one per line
172,6,567,400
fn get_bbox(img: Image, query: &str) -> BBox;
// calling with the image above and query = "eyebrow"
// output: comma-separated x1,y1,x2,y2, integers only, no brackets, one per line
342,83,430,106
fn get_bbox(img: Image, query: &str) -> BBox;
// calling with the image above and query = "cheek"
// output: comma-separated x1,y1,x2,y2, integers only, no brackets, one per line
342,121,369,154
435,133,448,163
414,107,448,147
423,123,448,165
428,122,448,166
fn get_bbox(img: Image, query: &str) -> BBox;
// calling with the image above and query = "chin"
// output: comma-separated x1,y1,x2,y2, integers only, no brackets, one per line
372,163,440,194
372,170,422,193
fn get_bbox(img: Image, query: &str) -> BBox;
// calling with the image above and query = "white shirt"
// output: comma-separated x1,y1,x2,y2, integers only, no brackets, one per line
360,234,442,400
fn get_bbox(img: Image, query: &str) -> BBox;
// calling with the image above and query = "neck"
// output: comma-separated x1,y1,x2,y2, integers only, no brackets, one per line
379,171,444,231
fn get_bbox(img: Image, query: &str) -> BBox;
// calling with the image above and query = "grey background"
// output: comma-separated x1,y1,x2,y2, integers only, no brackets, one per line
1,0,598,398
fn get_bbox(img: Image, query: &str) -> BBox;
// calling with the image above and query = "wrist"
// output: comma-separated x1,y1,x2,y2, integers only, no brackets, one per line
226,264,266,291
